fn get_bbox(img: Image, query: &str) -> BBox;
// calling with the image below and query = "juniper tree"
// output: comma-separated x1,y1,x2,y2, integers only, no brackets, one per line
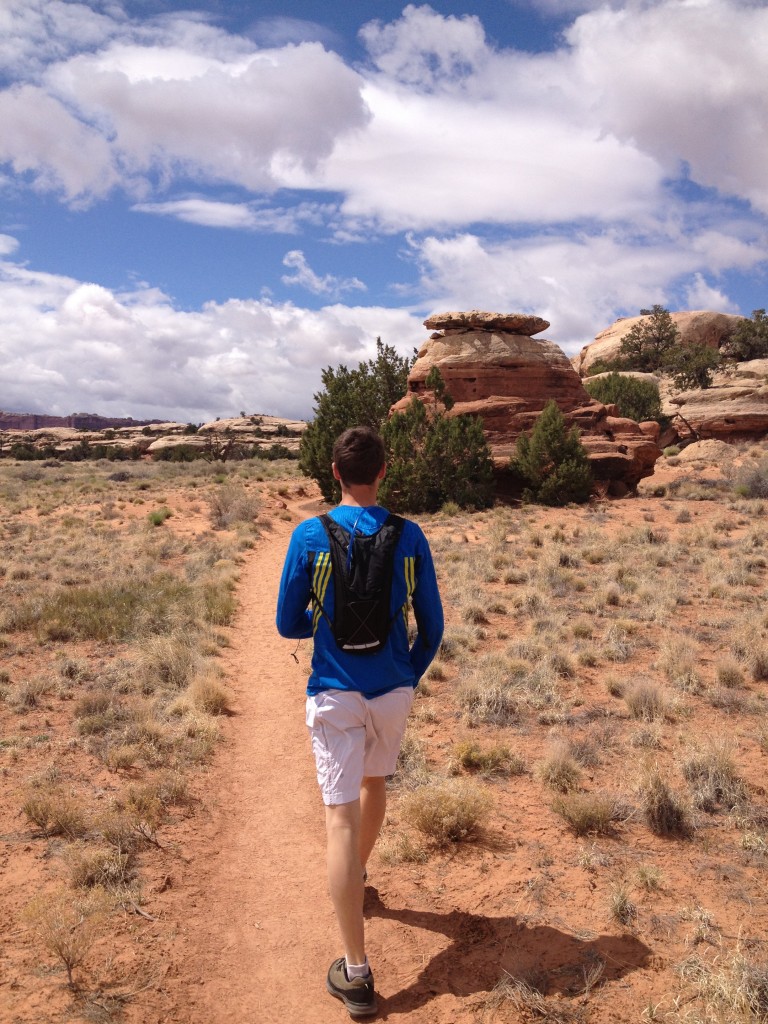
619,305,681,371
380,378,494,513
299,339,413,502
510,400,593,506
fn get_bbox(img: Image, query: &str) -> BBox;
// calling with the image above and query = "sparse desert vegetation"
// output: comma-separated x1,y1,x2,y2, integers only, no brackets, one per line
3,441,768,1023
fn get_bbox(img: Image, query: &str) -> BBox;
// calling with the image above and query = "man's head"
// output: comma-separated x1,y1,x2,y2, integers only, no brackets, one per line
332,426,386,488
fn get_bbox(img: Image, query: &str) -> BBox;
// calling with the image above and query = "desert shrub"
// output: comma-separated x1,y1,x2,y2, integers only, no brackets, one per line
377,831,429,865
137,633,200,691
23,888,109,988
510,401,593,506
657,636,702,693
456,678,519,726
716,660,746,689
663,343,721,390
22,788,89,838
583,373,663,422
208,484,260,529
380,386,495,513
552,792,621,835
638,765,692,836
64,844,134,889
734,458,768,500
635,865,663,891
399,778,492,844
147,507,172,527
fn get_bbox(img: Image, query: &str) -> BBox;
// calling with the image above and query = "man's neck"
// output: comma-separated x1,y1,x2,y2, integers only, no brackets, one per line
338,483,380,508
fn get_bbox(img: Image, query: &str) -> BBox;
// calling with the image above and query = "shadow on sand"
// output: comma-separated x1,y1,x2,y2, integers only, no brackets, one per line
365,886,651,1017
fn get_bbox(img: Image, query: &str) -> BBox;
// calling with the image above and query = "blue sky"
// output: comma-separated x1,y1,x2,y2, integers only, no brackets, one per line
1,0,767,422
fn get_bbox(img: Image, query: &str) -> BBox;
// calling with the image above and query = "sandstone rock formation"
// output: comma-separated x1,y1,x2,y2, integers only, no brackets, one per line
572,311,745,376
395,312,661,495
664,360,768,441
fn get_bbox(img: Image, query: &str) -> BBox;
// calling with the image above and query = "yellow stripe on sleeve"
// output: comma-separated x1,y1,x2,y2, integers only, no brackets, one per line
312,552,332,634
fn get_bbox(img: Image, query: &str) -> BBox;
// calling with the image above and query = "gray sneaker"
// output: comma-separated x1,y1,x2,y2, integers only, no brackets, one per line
326,958,378,1017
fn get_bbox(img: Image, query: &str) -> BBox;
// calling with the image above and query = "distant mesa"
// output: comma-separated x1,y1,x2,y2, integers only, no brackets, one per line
0,412,305,458
0,411,163,431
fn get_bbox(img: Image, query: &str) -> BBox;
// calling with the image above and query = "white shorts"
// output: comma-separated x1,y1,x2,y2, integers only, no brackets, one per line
306,687,415,806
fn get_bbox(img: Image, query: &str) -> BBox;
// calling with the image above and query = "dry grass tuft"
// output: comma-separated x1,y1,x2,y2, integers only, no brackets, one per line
399,778,493,845
536,742,582,792
485,973,585,1023
609,883,638,927
187,673,232,715
449,740,525,778
552,792,622,835
680,739,747,812
678,949,768,1023
624,680,668,722
21,787,89,838
638,765,692,837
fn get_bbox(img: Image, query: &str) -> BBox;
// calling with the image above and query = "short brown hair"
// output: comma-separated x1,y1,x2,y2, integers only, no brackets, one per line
333,427,385,486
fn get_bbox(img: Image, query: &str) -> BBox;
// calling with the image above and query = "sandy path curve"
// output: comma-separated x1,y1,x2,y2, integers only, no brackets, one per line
178,506,349,1024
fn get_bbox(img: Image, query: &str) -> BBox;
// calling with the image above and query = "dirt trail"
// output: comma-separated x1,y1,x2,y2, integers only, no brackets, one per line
172,506,352,1023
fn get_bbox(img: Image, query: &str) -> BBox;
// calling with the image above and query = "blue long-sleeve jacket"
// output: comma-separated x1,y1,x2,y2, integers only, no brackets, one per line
276,505,444,698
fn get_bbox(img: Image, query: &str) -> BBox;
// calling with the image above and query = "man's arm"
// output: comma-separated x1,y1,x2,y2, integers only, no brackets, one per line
409,531,444,682
276,527,314,639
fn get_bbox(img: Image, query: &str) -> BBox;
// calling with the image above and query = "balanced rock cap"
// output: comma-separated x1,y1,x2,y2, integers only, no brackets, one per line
423,310,550,336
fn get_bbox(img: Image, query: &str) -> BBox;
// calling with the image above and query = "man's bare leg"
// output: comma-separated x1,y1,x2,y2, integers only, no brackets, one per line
359,775,387,871
325,800,366,966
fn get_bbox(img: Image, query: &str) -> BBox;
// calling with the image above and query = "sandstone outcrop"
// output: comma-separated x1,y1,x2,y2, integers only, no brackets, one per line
395,312,661,495
663,360,768,441
572,311,745,376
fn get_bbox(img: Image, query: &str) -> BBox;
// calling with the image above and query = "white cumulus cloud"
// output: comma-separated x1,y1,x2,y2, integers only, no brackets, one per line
0,257,416,421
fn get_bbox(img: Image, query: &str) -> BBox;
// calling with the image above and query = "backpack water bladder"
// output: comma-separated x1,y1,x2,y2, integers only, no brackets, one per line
312,513,405,655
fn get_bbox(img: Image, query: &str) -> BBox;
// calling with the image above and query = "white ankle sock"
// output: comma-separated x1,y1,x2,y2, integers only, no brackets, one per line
346,958,370,980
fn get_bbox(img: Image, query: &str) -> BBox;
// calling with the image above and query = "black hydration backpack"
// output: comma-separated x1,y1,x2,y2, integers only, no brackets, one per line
311,513,405,655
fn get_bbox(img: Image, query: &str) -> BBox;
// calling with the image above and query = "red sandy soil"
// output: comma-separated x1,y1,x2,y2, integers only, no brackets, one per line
2,462,767,1024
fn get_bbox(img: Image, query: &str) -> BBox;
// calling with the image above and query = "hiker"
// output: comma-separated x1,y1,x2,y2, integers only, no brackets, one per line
276,425,444,1017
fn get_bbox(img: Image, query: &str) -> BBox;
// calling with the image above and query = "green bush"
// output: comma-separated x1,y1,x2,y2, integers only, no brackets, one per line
723,308,768,362
662,343,720,390
299,339,413,502
510,401,593,506
583,372,662,421
380,384,495,514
